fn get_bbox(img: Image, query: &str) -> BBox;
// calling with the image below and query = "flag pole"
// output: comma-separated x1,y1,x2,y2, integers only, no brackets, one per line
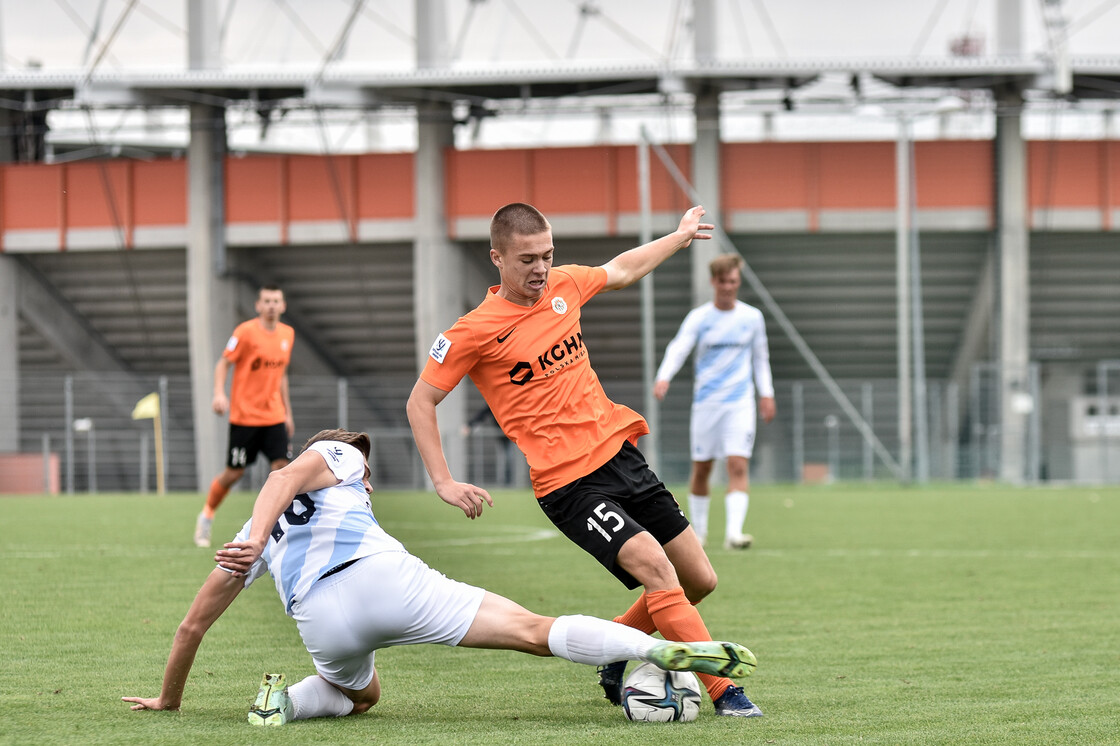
154,410,165,495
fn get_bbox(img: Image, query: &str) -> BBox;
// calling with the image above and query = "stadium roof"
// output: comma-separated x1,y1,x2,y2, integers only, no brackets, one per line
3,55,1120,111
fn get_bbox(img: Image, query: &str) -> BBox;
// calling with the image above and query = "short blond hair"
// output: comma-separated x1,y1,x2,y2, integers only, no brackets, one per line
709,254,745,278
490,203,551,252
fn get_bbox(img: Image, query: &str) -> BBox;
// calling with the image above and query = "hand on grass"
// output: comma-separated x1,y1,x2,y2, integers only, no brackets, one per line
121,695,177,711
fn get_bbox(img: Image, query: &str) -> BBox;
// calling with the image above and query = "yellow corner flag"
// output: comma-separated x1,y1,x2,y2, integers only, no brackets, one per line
132,392,160,420
132,392,165,494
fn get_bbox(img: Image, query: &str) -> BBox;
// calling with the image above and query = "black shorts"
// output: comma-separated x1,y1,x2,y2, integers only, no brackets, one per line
226,423,291,469
537,441,690,590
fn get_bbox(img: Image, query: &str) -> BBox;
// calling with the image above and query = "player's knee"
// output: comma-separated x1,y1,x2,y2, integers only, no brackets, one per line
523,615,557,656
637,560,681,591
683,569,717,602
350,696,377,715
504,610,555,656
221,467,245,486
700,568,718,596
348,685,381,714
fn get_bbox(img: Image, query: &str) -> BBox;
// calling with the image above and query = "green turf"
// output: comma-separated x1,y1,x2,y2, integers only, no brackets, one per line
1,482,1118,745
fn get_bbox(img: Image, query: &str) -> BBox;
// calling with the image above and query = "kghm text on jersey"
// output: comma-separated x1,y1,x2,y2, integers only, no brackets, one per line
536,333,584,372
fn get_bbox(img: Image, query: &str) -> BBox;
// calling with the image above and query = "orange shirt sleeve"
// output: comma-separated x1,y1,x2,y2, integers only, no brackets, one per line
420,320,481,392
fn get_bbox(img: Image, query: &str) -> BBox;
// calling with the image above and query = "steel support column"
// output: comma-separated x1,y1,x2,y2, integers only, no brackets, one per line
186,0,235,490
996,94,1030,483
413,0,466,480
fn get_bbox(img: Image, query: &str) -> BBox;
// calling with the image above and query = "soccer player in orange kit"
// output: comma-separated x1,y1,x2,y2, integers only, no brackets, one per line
194,285,295,547
407,203,762,718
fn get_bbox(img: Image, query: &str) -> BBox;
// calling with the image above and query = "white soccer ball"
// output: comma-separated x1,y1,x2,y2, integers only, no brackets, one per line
621,662,702,722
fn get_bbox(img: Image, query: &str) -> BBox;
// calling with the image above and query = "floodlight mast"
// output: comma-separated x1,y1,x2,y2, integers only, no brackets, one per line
1041,0,1072,96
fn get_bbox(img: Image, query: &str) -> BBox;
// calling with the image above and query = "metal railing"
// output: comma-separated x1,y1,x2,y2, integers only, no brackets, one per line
5,362,1118,494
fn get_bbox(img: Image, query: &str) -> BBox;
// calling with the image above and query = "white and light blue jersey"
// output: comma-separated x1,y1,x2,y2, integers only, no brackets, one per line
656,300,774,406
232,440,407,615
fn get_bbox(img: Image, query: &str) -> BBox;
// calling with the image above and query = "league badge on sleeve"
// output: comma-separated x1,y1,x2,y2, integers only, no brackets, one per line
428,333,451,364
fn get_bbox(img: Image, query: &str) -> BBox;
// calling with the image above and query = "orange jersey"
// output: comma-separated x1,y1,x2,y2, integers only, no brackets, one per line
223,319,294,426
421,265,648,497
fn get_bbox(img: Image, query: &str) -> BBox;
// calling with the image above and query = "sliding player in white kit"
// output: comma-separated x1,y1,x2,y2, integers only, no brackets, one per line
654,254,775,550
122,429,756,726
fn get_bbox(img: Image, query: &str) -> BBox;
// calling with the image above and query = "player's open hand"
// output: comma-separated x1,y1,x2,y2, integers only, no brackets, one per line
436,480,493,520
677,205,715,247
121,695,177,711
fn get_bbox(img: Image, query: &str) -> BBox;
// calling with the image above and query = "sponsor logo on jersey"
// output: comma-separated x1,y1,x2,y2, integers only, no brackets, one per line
508,361,534,385
428,333,451,363
251,357,288,371
536,332,584,373
496,327,516,343
507,332,587,384
225,335,239,352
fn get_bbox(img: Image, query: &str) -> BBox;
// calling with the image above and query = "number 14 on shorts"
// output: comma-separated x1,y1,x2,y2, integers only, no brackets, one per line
587,502,624,541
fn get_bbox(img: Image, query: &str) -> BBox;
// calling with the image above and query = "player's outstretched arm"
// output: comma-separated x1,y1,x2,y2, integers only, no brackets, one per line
216,450,340,574
121,568,243,712
407,379,493,520
601,206,714,291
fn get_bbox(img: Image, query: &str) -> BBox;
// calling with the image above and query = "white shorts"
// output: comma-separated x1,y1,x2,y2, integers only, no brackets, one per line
690,399,757,461
290,551,486,691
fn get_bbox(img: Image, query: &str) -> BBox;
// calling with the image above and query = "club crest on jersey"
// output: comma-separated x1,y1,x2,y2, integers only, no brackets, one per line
552,297,568,314
428,333,451,364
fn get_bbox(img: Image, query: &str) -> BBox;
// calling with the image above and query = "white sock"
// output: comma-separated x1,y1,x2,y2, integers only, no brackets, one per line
288,674,355,720
547,614,656,665
688,494,710,539
725,491,749,538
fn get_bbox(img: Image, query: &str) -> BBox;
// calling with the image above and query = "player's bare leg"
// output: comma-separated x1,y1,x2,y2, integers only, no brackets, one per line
662,529,717,603
195,465,246,547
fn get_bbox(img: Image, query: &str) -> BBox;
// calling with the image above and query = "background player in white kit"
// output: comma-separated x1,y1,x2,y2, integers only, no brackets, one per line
654,254,776,550
122,429,756,725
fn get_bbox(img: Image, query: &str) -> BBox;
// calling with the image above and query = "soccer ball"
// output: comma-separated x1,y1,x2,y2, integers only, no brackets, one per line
621,662,702,722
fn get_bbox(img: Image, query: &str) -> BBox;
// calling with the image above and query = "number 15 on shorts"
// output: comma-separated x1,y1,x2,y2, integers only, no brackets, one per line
587,502,624,541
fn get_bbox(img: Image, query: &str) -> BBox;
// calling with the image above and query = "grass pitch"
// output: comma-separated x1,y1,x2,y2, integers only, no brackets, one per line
1,482,1118,745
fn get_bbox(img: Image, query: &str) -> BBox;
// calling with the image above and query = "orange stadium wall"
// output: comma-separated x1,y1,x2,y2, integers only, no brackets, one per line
1,141,1118,251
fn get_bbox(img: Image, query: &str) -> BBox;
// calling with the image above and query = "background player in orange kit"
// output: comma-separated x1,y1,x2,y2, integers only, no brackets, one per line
194,285,295,547
407,203,763,718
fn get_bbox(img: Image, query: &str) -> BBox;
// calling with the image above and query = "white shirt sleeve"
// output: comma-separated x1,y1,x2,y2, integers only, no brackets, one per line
307,440,365,486
656,307,703,383
752,313,774,398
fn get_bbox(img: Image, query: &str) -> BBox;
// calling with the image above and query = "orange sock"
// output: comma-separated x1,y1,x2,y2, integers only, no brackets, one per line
612,593,656,634
645,587,732,701
203,478,230,519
